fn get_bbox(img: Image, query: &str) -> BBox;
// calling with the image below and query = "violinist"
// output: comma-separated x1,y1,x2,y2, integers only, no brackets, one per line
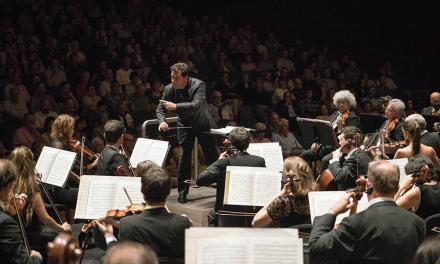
94,166,191,259
0,159,42,264
326,126,372,190
196,127,265,226
380,98,405,142
48,114,80,223
395,155,440,219
330,90,360,134
309,160,425,264
394,119,440,167
96,120,131,176
10,146,71,256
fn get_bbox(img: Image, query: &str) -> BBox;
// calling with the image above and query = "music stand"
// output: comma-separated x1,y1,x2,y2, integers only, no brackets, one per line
359,113,387,134
422,114,440,132
296,118,338,149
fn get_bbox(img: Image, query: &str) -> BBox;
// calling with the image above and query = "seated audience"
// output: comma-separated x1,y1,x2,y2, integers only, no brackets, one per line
251,122,271,143
272,119,303,157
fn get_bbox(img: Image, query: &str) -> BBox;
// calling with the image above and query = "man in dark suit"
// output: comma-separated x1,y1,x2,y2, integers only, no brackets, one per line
96,120,131,176
0,159,42,264
310,160,425,264
196,127,266,226
406,114,440,156
422,92,440,115
327,126,372,190
95,165,191,259
157,62,218,203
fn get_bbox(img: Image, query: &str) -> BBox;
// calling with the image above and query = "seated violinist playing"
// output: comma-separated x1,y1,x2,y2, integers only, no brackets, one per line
395,155,440,219
94,164,191,259
10,146,71,255
381,98,406,143
96,120,131,176
252,157,317,227
394,119,439,167
330,90,360,134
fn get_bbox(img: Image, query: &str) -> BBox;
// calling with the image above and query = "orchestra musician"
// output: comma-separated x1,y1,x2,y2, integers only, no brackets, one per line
196,127,265,227
9,146,71,256
405,114,440,156
156,62,218,204
0,159,43,264
394,119,440,167
326,126,372,190
309,160,425,264
252,156,317,227
380,98,406,142
395,155,440,219
48,114,81,223
300,90,360,172
94,165,191,259
96,120,131,176
421,92,440,115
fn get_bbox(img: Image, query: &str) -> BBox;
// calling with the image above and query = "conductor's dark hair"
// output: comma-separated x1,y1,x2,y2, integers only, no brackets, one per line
104,120,126,144
140,166,170,203
0,159,16,188
170,62,190,77
229,127,251,151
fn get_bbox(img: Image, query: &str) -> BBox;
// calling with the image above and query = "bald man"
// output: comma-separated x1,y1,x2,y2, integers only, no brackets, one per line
422,92,440,115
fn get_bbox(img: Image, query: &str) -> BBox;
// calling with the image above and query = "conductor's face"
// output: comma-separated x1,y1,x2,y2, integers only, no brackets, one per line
171,70,188,89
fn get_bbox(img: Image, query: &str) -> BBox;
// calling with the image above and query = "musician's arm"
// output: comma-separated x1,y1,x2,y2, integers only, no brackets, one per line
175,82,206,114
395,185,420,210
393,149,403,159
156,88,171,123
196,159,226,186
328,159,357,185
32,192,66,232
110,154,130,176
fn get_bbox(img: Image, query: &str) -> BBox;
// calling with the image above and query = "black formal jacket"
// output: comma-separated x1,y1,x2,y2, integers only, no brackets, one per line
421,131,440,156
309,201,425,264
96,146,129,176
156,77,216,131
196,152,266,212
114,208,191,258
0,210,41,264
327,148,372,190
329,111,360,129
422,106,437,115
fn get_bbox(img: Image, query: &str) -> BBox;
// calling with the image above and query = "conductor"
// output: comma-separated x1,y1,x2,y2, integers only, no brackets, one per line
156,63,218,203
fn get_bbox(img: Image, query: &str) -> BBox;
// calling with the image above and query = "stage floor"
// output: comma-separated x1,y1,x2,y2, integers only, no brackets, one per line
166,186,216,226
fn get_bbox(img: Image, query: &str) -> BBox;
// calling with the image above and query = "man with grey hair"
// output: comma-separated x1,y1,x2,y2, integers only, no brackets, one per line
421,92,440,115
157,62,218,203
379,98,405,142
406,114,440,155
103,241,158,264
310,160,425,264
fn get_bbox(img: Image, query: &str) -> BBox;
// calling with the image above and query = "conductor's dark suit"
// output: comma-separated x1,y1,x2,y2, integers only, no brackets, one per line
327,148,372,190
156,77,218,195
0,210,42,264
196,152,266,225
112,208,191,258
309,201,425,264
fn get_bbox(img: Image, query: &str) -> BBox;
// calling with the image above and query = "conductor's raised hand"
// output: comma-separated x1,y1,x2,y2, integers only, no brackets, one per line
158,122,169,132
160,100,176,110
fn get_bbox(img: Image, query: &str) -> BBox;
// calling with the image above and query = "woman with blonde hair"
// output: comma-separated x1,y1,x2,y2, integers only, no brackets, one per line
394,119,439,167
10,146,71,252
252,156,317,227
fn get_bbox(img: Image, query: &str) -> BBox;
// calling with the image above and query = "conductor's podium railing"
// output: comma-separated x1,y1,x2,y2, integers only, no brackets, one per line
142,118,199,178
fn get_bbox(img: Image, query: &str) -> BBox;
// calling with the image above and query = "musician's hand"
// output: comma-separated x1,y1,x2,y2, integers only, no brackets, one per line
219,151,229,160
94,220,114,238
329,192,357,215
279,180,292,197
30,250,43,261
160,100,176,110
88,158,98,170
394,177,415,200
35,172,42,185
14,193,27,210
336,116,344,129
61,222,72,232
332,148,342,159
311,143,320,153
158,122,169,132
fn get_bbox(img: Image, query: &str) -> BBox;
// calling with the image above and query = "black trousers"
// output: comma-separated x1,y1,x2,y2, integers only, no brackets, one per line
177,128,218,195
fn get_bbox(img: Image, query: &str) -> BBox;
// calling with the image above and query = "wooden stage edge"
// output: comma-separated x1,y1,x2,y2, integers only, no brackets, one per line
166,186,216,227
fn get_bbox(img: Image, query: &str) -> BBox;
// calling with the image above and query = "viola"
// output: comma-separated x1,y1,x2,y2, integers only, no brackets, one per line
67,139,98,160
384,118,398,141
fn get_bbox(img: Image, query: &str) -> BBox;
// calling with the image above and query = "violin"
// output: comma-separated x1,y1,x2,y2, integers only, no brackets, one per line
67,139,98,160
340,111,350,126
383,118,398,141
411,167,440,185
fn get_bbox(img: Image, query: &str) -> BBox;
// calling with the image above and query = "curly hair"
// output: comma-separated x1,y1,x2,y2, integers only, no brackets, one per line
333,90,356,109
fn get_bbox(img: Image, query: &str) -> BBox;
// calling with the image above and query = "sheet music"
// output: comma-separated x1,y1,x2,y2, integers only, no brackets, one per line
75,175,143,219
130,138,169,168
36,146,76,187
308,191,369,225
35,146,60,182
387,158,409,186
247,143,283,172
188,228,303,264
225,167,281,206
